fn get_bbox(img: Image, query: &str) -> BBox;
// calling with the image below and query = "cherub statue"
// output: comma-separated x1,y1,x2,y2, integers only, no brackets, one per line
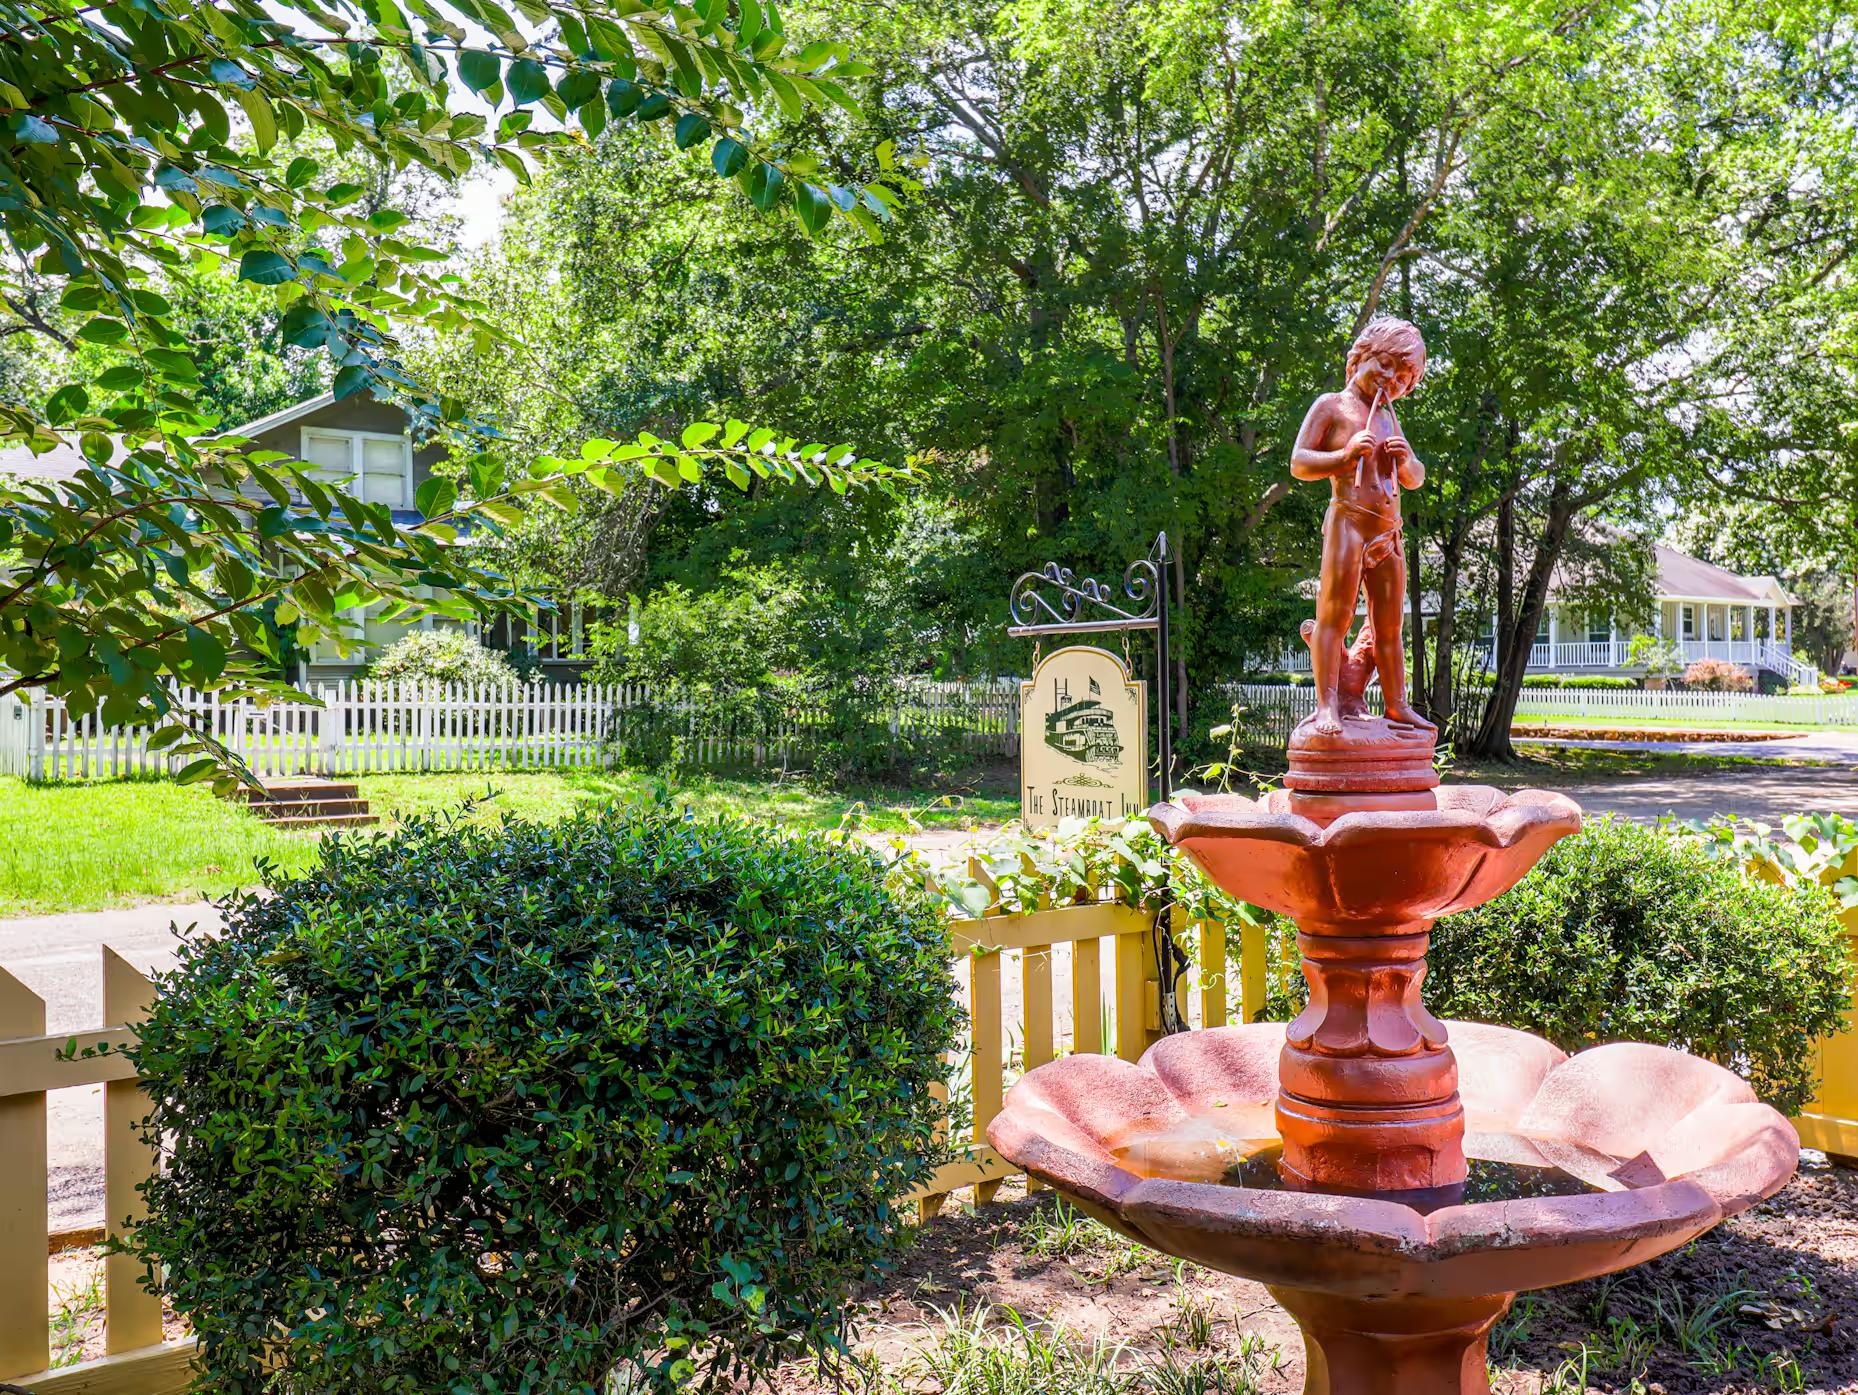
1290,317,1437,737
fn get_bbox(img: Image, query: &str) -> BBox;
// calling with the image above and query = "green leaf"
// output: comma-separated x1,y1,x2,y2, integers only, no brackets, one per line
745,162,784,211
416,477,459,517
794,183,831,235
507,58,551,105
237,250,296,285
458,50,501,94
45,384,89,424
76,317,129,344
680,421,719,448
674,113,711,149
9,114,57,144
711,136,749,177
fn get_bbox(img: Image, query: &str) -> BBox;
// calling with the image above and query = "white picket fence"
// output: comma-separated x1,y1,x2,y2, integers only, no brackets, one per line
1218,682,1858,746
0,680,1022,781
1510,686,1858,726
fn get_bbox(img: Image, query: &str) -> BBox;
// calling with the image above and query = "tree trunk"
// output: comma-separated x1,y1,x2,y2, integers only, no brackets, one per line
1469,484,1576,760
1494,493,1514,678
1407,528,1428,717
1426,538,1464,728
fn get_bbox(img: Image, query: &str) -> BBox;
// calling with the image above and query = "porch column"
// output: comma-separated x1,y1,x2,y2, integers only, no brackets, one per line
1547,606,1559,668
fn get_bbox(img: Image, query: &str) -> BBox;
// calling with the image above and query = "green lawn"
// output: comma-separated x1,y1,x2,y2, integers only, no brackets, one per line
1512,713,1842,733
0,770,1019,918
0,745,1814,918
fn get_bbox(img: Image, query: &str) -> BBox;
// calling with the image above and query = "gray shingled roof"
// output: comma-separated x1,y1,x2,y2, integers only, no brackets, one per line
1648,544,1789,603
0,440,94,482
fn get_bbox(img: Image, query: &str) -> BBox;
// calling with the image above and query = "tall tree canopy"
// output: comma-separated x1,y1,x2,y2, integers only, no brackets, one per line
441,0,1858,754
0,0,907,775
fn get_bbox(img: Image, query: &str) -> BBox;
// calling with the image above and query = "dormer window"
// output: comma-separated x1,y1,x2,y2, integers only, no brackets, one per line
300,427,412,509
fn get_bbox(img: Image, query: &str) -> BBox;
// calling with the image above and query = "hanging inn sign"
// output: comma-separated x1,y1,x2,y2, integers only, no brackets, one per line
1020,647,1147,827
1007,536,1173,831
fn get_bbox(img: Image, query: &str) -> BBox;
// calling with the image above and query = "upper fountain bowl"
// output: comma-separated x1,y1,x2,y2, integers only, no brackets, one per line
1149,786,1582,927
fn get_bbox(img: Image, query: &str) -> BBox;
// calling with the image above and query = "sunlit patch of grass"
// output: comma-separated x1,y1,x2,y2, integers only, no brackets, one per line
0,768,1019,916
0,776,319,916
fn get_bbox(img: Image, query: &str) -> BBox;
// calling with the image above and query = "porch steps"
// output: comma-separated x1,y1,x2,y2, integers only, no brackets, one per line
230,778,378,830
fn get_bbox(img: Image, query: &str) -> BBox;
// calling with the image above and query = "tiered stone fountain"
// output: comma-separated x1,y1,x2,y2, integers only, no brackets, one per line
985,319,1798,1395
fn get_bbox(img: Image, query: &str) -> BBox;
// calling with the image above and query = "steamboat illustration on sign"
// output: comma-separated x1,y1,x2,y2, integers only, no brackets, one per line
1020,646,1147,829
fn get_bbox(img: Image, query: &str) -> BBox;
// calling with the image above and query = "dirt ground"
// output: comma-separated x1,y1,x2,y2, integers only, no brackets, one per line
772,1156,1858,1395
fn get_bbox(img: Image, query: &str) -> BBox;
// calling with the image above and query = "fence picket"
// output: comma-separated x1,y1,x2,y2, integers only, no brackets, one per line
102,949,163,1354
0,967,49,1376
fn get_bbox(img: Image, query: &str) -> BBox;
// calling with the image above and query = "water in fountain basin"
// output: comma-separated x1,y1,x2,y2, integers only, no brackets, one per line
1109,1107,1647,1214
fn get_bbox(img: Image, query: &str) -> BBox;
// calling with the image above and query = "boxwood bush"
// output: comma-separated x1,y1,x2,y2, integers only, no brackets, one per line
1562,674,1636,689
1254,816,1849,1113
126,804,960,1394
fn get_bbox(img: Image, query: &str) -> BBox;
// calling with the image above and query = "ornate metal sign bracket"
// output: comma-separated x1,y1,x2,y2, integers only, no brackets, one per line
1007,533,1174,801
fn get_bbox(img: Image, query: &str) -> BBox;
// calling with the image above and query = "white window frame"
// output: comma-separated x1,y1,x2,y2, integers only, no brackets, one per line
299,426,415,510
1680,604,1696,639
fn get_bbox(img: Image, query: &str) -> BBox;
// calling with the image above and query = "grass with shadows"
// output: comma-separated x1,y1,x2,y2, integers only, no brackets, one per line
0,768,1018,917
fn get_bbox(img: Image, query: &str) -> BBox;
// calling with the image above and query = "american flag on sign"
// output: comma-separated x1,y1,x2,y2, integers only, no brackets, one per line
1088,676,1101,695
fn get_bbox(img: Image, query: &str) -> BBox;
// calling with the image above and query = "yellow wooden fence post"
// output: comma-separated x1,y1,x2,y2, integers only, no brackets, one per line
0,967,49,1376
968,945,1004,1205
1240,918,1269,1024
1197,916,1227,1029
103,948,164,1355
1795,849,1858,1166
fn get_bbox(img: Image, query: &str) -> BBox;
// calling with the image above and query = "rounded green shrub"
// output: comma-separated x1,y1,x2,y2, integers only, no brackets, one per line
128,804,960,1393
1561,674,1635,689
1254,817,1849,1113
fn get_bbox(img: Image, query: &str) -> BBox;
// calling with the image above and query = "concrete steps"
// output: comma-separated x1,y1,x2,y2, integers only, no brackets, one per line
230,778,379,829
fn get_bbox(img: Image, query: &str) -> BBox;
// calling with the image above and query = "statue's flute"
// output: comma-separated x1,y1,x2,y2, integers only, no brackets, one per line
1355,385,1385,488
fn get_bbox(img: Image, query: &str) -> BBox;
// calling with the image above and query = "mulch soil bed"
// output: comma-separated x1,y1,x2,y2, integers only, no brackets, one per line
775,1156,1858,1395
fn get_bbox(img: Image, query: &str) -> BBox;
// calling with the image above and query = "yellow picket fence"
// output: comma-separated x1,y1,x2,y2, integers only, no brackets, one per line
908,892,1269,1218
0,950,195,1392
1783,847,1858,1165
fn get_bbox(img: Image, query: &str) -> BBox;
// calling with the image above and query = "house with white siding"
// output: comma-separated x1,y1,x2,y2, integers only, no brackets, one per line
1276,544,1815,688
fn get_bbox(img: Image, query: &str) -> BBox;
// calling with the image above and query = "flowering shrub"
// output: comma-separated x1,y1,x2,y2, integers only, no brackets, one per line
1681,656,1754,691
368,627,521,687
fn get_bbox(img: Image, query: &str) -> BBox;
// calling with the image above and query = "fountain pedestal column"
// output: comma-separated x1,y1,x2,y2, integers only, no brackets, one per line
1269,715,1469,1204
1270,1289,1512,1395
1275,915,1466,1203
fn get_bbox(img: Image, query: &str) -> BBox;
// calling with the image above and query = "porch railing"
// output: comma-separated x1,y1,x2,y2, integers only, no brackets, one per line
1272,637,1819,686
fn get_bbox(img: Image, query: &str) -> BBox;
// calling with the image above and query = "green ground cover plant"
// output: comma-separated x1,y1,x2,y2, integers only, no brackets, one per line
1255,817,1851,1113
128,804,960,1392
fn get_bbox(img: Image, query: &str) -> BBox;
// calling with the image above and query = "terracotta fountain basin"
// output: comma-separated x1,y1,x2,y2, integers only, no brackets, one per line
987,1022,1798,1393
1146,786,1583,928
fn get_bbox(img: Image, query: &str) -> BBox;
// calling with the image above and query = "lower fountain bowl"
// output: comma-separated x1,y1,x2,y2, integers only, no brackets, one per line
985,1021,1798,1303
